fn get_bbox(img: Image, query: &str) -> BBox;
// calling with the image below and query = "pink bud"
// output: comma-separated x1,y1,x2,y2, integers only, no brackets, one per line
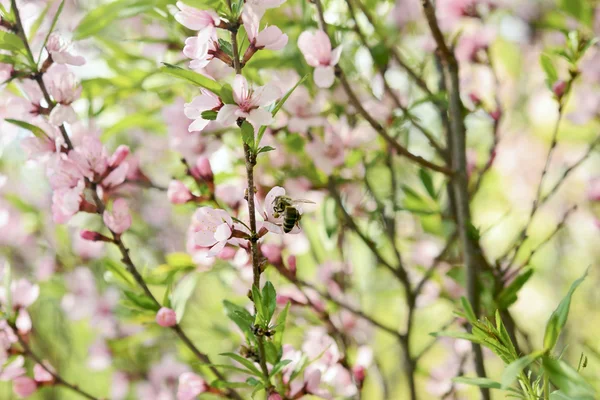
80,230,109,242
191,157,213,181
353,365,366,383
167,180,193,204
261,244,282,265
156,307,177,327
552,80,567,98
469,93,480,105
13,377,37,398
490,109,501,121
268,393,283,400
287,255,297,276
109,145,130,167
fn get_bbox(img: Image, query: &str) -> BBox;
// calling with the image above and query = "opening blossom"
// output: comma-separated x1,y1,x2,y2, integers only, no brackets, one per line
103,198,132,234
183,89,222,132
174,1,221,32
177,372,208,400
44,66,82,126
257,186,303,234
192,207,235,256
45,33,85,66
298,30,342,88
243,8,288,52
217,75,281,130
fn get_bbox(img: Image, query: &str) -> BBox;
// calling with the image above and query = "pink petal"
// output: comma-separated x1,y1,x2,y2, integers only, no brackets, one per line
314,66,335,88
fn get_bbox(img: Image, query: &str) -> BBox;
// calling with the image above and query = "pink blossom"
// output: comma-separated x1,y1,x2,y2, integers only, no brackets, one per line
33,363,54,383
243,8,288,51
156,307,178,327
245,0,286,17
184,90,222,132
46,33,85,66
167,180,193,204
44,66,81,126
588,178,600,202
111,371,130,400
109,145,130,167
257,186,296,234
183,28,218,70
103,198,132,234
51,180,85,223
0,356,26,381
69,135,109,179
192,207,234,256
298,30,342,88
191,156,213,181
305,128,346,175
174,2,220,31
284,86,326,133
12,376,37,398
261,243,282,265
267,393,283,400
177,372,208,400
217,75,280,130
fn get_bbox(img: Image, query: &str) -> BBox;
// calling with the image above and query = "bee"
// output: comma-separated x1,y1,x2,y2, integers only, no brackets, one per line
272,196,315,233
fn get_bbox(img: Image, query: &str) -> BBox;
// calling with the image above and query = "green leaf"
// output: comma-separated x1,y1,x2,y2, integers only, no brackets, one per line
204,364,258,376
37,0,65,62
165,252,195,269
256,74,309,146
419,169,436,198
160,63,222,94
241,121,255,149
0,31,24,53
29,1,52,43
73,0,157,40
220,352,263,377
461,296,477,325
540,53,558,85
451,377,502,389
274,302,290,350
220,83,235,104
543,269,588,351
218,38,233,57
103,259,137,288
251,285,265,325
501,350,544,389
550,391,579,400
323,196,338,238
201,110,218,120
371,42,389,68
262,281,277,323
123,291,159,311
496,268,534,309
224,300,254,336
430,331,483,344
171,273,198,323
211,380,253,389
542,356,595,399
557,0,592,26
257,146,275,155
5,119,48,139
269,359,292,378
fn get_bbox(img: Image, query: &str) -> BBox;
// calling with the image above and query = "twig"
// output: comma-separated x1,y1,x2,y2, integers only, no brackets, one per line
419,0,490,396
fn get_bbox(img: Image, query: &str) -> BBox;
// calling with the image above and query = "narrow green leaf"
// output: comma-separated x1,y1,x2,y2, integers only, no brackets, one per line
37,0,65,62
220,83,235,104
274,302,290,350
241,121,255,149
5,119,48,139
540,53,558,84
160,63,222,94
262,281,277,323
0,31,24,52
269,359,292,378
201,110,218,120
171,273,198,323
461,297,477,324
220,352,263,377
211,380,253,389
218,38,233,57
418,169,436,198
123,291,159,311
501,351,545,389
497,268,534,309
252,285,265,324
430,331,483,344
451,377,502,389
74,0,156,40
29,1,52,43
542,356,595,398
257,145,275,155
543,269,588,351
224,300,254,336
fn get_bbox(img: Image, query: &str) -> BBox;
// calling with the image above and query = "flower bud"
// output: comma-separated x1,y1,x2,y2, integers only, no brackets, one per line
109,145,130,167
13,377,37,398
167,180,193,204
353,365,366,383
287,255,297,276
489,108,501,121
268,393,283,400
191,157,213,182
469,93,480,106
261,244,282,265
80,230,110,242
156,307,177,327
552,80,567,99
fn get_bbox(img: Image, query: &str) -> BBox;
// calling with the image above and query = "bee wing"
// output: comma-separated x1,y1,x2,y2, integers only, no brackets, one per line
290,199,316,205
